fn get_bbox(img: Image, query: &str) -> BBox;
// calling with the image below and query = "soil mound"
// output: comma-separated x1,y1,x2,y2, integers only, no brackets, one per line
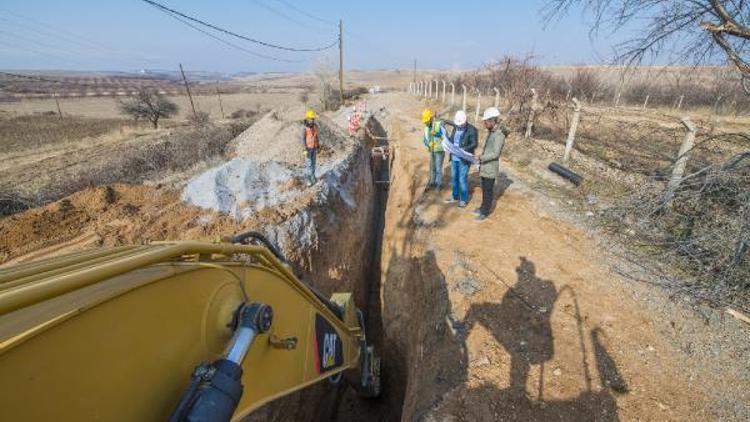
183,107,353,220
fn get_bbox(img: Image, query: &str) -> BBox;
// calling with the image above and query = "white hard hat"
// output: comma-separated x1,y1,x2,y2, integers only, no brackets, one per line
482,107,501,121
454,110,467,126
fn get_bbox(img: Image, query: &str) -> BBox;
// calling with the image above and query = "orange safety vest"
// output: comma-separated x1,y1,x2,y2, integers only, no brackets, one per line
305,125,319,149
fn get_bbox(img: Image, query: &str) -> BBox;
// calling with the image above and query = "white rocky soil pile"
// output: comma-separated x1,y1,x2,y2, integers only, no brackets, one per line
182,105,353,220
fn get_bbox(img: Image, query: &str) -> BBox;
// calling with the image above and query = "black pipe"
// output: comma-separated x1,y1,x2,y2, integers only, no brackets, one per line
548,162,583,186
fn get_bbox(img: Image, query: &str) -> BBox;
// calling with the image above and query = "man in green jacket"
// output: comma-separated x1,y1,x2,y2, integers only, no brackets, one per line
474,107,505,222
421,109,445,190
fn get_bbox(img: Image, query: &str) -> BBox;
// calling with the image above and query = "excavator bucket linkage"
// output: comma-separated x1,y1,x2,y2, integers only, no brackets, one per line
0,237,380,421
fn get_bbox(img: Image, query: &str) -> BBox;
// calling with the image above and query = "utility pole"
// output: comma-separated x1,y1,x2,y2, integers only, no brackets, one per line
216,84,225,119
52,90,63,119
339,19,344,106
179,63,197,117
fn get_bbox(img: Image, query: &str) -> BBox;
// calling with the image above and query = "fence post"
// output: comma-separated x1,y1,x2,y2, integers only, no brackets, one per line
642,94,650,110
613,91,621,108
494,87,500,108
450,83,455,107
424,80,429,98
713,95,723,114
676,94,684,110
427,80,432,98
563,98,582,162
462,85,467,111
475,90,481,122
442,80,446,103
434,80,439,99
664,117,697,204
524,88,538,139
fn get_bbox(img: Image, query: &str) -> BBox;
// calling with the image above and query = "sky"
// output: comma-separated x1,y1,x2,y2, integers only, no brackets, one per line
0,0,633,73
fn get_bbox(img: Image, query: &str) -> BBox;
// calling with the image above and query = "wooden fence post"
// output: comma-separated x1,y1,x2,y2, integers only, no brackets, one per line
563,98,582,162
524,88,538,139
713,95,723,114
664,117,697,204
494,87,500,108
676,94,684,110
642,95,650,110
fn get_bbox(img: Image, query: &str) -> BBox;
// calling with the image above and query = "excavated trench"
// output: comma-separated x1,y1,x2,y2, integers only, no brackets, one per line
240,113,408,422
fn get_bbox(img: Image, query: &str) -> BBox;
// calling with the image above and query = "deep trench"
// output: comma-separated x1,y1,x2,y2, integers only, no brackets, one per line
328,117,406,421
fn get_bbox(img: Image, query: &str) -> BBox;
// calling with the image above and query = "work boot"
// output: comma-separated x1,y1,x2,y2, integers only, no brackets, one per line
458,201,467,208
444,197,458,204
474,214,488,222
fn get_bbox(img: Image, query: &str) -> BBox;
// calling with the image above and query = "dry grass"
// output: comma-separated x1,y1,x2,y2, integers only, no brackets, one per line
0,113,129,153
0,115,259,217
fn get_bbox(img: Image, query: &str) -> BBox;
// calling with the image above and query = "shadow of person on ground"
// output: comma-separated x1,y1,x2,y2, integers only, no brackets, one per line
375,250,468,421
458,257,627,421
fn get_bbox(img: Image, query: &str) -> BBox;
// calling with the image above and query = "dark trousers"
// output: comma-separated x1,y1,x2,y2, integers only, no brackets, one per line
480,176,495,216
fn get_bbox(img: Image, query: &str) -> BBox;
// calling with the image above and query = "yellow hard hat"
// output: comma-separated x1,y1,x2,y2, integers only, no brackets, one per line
305,110,317,120
421,109,433,123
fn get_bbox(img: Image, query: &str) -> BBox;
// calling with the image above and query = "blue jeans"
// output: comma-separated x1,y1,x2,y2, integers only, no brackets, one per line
451,159,469,202
305,148,317,183
429,151,445,188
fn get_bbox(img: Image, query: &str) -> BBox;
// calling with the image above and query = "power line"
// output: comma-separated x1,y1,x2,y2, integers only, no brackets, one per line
252,0,332,32
0,8,163,68
156,7,305,63
273,0,335,25
139,0,338,52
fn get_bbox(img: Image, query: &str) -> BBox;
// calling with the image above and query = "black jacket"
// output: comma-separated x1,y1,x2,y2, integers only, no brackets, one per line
444,121,478,154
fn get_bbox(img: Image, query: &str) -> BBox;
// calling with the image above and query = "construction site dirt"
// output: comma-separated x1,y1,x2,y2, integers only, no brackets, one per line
1,91,748,421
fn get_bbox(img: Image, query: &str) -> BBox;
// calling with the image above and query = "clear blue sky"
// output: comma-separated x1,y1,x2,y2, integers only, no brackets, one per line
0,0,630,73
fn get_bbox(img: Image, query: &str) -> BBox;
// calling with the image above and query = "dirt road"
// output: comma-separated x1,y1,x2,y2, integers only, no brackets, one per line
370,93,748,421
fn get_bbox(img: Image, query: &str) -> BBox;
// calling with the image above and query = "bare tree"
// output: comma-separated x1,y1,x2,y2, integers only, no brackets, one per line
119,88,178,129
312,58,341,111
544,1,750,90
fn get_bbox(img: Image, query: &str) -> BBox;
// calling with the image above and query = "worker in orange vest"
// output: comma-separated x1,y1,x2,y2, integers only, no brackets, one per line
302,110,320,186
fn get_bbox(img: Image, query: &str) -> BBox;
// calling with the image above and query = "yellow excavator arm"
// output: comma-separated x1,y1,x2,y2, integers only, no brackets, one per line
0,232,380,421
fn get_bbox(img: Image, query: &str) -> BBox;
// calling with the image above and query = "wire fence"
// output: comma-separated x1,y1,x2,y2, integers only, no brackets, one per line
408,80,750,312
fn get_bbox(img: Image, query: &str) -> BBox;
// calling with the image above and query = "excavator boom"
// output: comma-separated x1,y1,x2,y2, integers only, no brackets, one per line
0,235,380,421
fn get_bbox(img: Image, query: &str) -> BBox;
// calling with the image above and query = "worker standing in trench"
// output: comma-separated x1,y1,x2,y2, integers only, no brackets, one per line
474,107,505,222
302,110,320,187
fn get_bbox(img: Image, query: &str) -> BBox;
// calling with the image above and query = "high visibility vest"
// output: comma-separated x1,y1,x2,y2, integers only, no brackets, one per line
305,125,319,149
423,120,444,152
